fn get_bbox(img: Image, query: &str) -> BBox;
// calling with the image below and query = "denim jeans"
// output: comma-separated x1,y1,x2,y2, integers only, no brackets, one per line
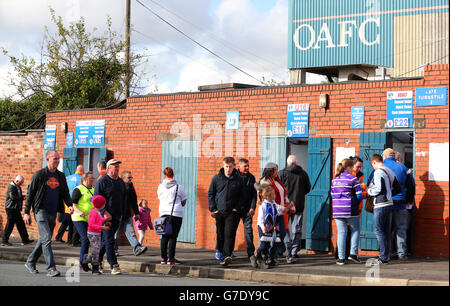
289,213,303,256
100,219,120,268
392,208,408,258
374,205,393,261
257,227,281,261
240,214,255,258
114,216,141,254
27,209,57,270
73,221,89,264
334,217,360,260
406,208,415,255
272,215,293,260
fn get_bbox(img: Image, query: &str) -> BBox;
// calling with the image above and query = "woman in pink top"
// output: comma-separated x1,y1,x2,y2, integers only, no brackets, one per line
84,195,111,275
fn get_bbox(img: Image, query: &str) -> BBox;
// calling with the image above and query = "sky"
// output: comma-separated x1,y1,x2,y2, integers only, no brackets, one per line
0,0,321,99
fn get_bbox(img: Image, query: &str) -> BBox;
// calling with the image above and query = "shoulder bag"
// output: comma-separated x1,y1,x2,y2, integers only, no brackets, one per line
154,184,178,235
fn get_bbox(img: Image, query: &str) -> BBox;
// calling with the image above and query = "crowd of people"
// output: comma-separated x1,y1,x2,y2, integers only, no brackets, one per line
1,147,415,277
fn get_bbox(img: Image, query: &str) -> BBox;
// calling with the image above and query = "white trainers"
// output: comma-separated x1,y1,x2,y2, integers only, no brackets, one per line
111,264,122,275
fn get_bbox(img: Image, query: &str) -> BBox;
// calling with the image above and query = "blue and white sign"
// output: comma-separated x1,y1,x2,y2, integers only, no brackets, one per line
75,120,105,147
66,132,74,149
386,91,413,128
225,111,239,130
286,104,309,137
415,87,447,107
44,125,56,150
351,106,364,129
288,0,449,69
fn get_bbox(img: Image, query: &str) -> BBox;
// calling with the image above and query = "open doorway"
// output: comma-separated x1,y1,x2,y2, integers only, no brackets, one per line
386,130,415,257
287,138,308,249
387,131,414,170
78,148,107,179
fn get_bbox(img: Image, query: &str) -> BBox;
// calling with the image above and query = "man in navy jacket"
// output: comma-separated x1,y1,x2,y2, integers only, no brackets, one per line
208,157,243,267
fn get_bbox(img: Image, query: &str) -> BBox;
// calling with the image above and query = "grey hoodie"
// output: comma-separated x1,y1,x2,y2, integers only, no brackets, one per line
162,179,178,189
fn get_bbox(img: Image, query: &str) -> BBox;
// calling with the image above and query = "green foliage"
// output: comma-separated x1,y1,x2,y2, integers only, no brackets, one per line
1,8,145,131
0,97,45,131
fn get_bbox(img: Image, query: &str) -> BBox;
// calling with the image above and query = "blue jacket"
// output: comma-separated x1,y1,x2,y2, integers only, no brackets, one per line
383,157,408,209
66,173,82,197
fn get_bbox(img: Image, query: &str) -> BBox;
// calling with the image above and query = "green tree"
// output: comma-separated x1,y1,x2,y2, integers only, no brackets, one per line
1,8,145,130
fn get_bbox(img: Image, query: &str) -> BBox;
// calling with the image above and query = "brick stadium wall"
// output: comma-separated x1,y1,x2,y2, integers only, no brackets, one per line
1,65,448,258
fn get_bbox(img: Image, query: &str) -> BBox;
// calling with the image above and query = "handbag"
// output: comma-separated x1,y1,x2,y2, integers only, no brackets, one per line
154,184,178,235
365,168,392,214
364,196,375,213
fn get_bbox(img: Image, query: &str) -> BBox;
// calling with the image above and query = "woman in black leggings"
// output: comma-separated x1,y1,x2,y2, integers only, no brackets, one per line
157,167,188,265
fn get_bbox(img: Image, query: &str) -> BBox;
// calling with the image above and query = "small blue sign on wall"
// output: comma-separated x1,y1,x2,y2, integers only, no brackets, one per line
351,106,364,129
286,104,309,137
386,91,413,128
415,87,447,107
66,132,74,149
44,125,56,150
225,111,239,130
75,120,105,147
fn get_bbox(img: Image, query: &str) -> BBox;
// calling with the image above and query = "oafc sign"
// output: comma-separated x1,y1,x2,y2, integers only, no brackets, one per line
293,18,380,51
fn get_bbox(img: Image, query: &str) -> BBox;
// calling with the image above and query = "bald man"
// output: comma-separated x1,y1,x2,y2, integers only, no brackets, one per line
278,155,311,258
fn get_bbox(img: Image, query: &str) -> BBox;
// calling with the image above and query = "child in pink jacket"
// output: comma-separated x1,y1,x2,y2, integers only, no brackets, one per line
135,199,153,245
84,195,111,275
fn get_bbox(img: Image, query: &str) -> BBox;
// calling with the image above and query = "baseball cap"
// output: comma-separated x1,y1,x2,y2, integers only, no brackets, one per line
91,195,106,209
382,148,395,158
106,159,122,168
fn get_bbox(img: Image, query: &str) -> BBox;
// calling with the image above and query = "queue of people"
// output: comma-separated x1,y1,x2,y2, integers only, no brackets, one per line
2,147,415,277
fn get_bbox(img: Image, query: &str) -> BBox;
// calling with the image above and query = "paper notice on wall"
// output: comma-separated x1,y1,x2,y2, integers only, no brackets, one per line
429,143,449,181
335,147,355,173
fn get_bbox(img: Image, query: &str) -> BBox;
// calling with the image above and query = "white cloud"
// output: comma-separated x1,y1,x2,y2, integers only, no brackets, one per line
1,0,293,98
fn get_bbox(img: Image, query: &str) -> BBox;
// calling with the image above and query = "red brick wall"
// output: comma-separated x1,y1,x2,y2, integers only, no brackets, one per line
0,130,44,239
1,65,448,258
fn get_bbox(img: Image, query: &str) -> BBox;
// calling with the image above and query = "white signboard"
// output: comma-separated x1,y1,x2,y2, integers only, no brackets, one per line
335,147,355,174
429,143,449,181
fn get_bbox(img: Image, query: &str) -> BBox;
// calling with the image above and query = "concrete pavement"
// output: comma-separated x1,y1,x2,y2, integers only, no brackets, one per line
0,239,448,286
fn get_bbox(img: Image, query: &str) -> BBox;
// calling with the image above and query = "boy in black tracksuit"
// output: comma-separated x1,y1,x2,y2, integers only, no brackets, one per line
208,157,243,267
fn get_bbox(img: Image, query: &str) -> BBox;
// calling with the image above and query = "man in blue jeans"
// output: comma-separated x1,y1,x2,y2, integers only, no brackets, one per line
236,159,257,265
113,170,147,257
383,148,409,260
24,150,73,277
95,159,126,275
367,154,397,264
278,155,311,259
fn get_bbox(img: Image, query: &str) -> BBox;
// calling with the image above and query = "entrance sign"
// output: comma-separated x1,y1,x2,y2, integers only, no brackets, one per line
415,87,447,107
386,91,413,128
44,125,56,150
75,120,105,147
286,104,309,137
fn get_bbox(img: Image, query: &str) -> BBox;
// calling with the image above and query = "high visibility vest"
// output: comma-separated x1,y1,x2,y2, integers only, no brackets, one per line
71,185,94,223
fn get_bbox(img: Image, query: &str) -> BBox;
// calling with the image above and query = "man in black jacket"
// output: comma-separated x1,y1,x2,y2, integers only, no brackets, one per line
94,159,125,275
208,157,243,267
113,170,147,257
236,158,257,263
2,175,33,246
278,155,311,258
23,149,73,277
